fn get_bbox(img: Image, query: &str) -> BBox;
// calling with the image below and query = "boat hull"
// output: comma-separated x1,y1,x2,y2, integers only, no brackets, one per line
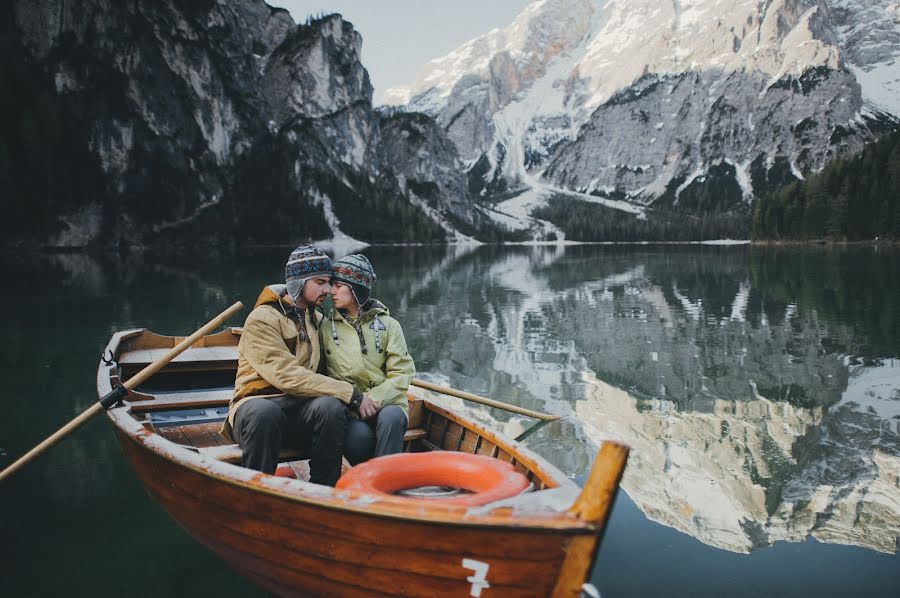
116,429,595,598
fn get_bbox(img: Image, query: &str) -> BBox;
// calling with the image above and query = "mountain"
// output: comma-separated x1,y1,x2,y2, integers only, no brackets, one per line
1,0,482,251
387,0,900,236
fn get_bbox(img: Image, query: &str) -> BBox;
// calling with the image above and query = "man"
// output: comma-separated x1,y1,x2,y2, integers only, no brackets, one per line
221,245,363,485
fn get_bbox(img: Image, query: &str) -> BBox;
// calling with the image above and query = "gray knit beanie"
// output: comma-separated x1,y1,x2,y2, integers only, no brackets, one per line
285,245,332,301
331,254,376,305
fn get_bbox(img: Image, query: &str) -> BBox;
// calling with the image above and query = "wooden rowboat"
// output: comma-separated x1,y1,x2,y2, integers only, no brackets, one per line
97,326,629,598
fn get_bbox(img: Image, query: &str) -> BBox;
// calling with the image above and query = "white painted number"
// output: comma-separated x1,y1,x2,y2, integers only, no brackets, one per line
462,558,490,597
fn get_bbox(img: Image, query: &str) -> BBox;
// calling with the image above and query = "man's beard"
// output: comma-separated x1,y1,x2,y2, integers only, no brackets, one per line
299,289,329,306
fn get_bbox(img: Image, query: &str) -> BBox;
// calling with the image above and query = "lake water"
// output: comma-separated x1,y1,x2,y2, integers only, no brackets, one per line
1,244,898,597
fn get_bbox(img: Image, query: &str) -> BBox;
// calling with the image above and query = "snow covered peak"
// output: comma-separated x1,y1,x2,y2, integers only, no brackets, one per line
383,0,596,108
575,0,843,107
387,0,859,116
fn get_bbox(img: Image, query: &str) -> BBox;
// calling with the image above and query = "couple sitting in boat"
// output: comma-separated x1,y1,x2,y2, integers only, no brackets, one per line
220,244,415,486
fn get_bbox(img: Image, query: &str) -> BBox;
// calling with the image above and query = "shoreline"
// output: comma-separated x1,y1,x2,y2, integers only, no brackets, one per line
2,238,897,257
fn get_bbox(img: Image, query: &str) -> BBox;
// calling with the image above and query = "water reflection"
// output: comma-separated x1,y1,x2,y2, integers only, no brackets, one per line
1,244,898,598
393,244,900,555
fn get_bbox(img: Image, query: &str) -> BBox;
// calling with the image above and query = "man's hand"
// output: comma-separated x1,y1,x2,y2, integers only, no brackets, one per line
358,393,378,419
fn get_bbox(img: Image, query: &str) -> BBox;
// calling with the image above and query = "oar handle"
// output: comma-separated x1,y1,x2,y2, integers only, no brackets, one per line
0,301,244,483
411,378,559,421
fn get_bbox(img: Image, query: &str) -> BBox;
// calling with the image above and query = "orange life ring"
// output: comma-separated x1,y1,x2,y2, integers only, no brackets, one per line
335,452,530,507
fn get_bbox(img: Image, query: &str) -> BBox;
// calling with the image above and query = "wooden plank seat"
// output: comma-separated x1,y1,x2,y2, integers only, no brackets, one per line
129,387,234,412
118,346,240,366
199,428,429,464
118,346,239,374
197,444,305,464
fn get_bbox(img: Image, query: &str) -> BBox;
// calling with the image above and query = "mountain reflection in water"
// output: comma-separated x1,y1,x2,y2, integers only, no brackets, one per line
397,244,900,555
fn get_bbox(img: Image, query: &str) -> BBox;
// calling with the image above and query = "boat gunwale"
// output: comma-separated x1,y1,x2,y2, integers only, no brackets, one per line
99,328,596,533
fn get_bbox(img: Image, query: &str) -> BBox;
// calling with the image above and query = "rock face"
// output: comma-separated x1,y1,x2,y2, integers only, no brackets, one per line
379,111,475,239
389,0,900,214
543,67,876,205
2,0,475,250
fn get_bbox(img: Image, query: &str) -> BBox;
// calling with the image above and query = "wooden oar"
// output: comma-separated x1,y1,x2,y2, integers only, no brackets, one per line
410,378,559,421
0,301,244,483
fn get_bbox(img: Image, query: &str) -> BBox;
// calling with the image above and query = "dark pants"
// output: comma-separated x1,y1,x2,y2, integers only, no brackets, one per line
233,396,348,486
343,404,408,466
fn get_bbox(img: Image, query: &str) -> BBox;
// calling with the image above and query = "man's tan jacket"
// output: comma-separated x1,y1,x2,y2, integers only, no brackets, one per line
220,285,355,441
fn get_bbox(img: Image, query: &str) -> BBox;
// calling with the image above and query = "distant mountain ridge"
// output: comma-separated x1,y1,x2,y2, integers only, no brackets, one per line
388,0,900,230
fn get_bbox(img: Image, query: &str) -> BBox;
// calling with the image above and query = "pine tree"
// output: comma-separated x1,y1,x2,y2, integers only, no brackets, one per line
803,185,830,240
827,181,849,239
889,144,900,238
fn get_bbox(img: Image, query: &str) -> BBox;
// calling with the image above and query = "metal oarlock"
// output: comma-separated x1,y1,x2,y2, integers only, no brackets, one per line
99,384,128,410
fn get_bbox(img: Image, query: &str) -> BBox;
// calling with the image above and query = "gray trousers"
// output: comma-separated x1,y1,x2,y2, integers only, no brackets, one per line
343,404,408,466
233,395,348,486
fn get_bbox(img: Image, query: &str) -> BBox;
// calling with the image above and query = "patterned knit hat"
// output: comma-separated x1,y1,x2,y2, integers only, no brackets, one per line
285,244,332,301
331,254,376,304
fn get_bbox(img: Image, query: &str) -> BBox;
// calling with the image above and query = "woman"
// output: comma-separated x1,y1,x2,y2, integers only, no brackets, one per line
323,254,415,464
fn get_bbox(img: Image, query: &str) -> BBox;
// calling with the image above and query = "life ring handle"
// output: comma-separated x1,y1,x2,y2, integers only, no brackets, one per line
336,452,530,507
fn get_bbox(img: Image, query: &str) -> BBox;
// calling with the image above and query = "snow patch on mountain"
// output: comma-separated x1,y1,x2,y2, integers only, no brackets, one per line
829,0,900,114
478,170,645,239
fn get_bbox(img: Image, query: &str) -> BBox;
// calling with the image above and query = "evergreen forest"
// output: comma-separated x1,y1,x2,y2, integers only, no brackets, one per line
752,130,900,241
532,197,749,242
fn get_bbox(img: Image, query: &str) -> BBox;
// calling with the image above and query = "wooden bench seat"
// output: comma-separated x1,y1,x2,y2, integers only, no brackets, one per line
119,346,239,376
198,444,307,464
129,387,234,412
402,428,427,442
119,346,240,366
199,428,428,464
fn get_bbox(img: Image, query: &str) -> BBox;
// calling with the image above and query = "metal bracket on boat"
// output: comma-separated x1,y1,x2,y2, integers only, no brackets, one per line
100,349,117,367
99,384,128,410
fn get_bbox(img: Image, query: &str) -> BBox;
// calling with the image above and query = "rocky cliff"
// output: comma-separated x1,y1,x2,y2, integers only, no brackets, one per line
1,0,477,251
388,0,900,231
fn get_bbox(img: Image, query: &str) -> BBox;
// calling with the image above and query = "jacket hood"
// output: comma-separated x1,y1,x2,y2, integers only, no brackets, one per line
360,298,389,319
332,298,389,322
254,284,289,309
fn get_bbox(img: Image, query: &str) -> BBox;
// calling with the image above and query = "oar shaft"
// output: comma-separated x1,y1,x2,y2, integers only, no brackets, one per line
0,301,244,483
411,378,559,421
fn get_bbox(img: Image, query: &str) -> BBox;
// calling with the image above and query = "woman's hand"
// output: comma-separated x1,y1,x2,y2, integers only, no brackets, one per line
358,393,378,419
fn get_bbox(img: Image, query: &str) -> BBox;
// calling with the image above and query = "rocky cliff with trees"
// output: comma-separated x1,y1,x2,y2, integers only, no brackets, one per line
752,130,900,241
1,0,496,253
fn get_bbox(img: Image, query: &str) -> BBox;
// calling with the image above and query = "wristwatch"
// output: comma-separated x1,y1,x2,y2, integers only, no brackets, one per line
348,390,363,411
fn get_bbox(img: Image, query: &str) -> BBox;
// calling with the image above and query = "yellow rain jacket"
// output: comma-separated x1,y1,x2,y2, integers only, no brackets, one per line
321,299,415,416
221,285,356,441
